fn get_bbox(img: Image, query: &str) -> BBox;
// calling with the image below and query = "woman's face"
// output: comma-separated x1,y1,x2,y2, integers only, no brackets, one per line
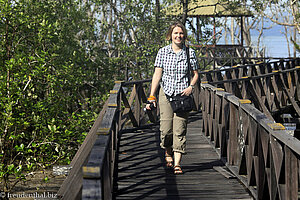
171,26,184,46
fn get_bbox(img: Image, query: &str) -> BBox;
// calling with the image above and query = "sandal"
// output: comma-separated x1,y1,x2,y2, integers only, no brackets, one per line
165,152,173,168
174,165,183,174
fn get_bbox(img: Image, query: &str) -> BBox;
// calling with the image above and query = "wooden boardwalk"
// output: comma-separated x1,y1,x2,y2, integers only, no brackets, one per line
115,112,253,200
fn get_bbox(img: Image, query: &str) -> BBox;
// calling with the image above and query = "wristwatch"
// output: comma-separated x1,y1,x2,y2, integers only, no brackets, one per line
190,84,195,89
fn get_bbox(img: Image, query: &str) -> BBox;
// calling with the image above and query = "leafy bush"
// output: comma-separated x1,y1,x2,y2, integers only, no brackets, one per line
0,0,167,192
0,0,113,191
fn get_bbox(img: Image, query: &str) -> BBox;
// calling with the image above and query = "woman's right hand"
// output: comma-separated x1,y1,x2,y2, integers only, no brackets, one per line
146,96,157,110
146,67,161,110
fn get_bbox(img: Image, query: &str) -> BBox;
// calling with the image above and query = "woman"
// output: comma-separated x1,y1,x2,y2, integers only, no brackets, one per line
146,21,199,174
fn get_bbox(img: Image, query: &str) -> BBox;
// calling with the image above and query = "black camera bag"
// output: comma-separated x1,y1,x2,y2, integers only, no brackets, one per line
168,95,193,113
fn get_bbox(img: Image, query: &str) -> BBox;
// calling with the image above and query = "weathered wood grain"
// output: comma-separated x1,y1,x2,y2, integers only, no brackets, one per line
115,112,252,200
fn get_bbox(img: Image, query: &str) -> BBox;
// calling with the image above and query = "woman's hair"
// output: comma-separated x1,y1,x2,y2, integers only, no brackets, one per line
166,21,187,41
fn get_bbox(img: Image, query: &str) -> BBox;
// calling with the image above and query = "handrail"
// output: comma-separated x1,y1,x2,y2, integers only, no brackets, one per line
198,58,298,75
79,80,150,199
57,100,109,199
200,82,300,199
199,59,300,119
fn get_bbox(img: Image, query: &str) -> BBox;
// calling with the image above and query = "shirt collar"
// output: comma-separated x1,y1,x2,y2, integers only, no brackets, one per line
166,44,186,55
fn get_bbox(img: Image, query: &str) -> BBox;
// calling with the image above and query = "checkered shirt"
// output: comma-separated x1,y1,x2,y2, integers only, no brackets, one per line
154,44,199,96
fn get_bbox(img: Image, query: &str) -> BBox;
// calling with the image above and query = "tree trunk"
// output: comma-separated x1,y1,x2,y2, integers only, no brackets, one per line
182,0,188,25
224,17,228,45
231,17,235,44
155,0,160,23
243,17,252,47
155,0,161,44
293,26,297,58
196,17,200,43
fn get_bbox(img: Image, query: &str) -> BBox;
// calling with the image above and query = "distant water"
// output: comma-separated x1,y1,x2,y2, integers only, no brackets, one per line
218,35,299,58
252,35,299,58
249,23,299,58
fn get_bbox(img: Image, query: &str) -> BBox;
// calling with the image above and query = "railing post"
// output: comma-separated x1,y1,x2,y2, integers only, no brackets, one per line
227,102,239,165
285,146,298,200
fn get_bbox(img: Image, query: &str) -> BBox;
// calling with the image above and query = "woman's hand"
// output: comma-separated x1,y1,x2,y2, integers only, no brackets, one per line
181,86,193,96
146,68,162,110
146,102,156,110
146,96,157,110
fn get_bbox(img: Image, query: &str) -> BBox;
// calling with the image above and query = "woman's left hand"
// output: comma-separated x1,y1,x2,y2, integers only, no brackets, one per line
181,86,193,96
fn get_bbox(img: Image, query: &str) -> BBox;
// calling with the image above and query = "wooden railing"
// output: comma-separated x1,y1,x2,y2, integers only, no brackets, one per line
57,80,153,199
80,80,156,199
200,59,300,122
193,44,265,69
200,58,300,199
201,83,300,199
57,78,201,200
57,57,300,200
57,100,109,200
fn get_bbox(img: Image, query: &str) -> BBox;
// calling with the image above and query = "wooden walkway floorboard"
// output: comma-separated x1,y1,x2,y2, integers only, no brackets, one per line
115,112,253,200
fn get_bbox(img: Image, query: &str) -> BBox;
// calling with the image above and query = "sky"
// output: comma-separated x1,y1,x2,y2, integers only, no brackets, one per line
216,18,299,58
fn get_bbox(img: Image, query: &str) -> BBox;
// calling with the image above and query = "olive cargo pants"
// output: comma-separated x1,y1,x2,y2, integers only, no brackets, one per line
159,87,189,154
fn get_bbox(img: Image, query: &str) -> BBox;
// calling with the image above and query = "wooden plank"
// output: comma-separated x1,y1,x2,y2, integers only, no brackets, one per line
256,126,267,199
285,146,298,200
213,94,221,148
97,107,117,134
244,79,274,121
220,97,229,158
246,117,257,187
133,84,140,126
122,85,138,127
82,179,102,199
121,89,138,127
278,72,300,116
228,103,239,165
115,112,252,200
269,141,278,200
203,79,300,156
209,90,215,140
213,166,236,179
82,135,109,178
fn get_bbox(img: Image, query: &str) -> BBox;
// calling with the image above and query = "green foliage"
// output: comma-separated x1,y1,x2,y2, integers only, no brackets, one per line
102,0,168,80
0,0,111,191
0,0,194,192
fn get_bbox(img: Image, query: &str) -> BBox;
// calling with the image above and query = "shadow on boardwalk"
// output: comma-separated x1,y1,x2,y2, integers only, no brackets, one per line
115,112,253,200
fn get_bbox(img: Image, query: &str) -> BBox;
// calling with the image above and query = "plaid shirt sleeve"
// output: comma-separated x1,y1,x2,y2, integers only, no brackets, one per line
190,48,199,71
154,48,164,68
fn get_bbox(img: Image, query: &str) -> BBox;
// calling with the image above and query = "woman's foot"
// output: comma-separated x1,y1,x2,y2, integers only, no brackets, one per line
174,165,183,174
165,152,173,168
